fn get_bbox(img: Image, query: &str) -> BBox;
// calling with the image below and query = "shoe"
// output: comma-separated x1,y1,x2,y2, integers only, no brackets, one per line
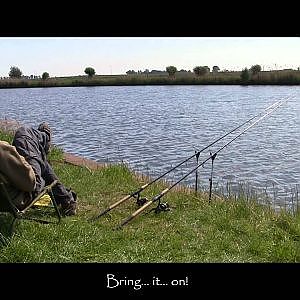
61,200,77,216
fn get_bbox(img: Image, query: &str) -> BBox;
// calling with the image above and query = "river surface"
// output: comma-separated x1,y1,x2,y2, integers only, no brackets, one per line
0,85,299,209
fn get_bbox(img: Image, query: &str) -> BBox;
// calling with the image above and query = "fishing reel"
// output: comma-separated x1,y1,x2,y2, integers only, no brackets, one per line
133,192,148,207
146,199,171,214
153,201,170,214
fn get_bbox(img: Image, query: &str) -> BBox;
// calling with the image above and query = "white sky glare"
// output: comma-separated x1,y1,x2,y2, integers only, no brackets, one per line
0,37,299,77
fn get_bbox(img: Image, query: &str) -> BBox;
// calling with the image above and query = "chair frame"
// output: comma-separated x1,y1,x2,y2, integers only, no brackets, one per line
0,175,62,244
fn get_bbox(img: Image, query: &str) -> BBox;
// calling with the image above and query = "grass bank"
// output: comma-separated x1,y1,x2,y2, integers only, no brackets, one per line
1,130,300,262
1,70,300,89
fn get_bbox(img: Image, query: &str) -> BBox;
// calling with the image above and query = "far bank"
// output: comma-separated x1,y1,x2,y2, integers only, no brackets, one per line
1,70,300,89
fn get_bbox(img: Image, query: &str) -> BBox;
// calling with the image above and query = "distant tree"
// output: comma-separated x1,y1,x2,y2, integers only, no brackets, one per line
126,70,136,75
193,66,201,76
193,66,208,76
42,72,49,80
84,67,96,77
250,64,262,76
204,66,210,73
212,66,220,73
9,66,22,78
151,70,166,74
143,69,150,77
241,68,250,82
166,66,177,77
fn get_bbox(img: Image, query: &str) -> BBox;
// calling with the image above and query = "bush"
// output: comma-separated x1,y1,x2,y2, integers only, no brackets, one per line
241,68,250,82
84,67,96,77
166,66,177,77
42,72,50,80
9,66,22,78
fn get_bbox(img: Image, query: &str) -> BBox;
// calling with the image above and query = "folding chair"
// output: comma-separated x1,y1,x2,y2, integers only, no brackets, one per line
0,172,61,244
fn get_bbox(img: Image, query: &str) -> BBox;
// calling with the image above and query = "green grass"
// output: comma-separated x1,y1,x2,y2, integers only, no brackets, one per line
1,130,300,262
0,131,13,143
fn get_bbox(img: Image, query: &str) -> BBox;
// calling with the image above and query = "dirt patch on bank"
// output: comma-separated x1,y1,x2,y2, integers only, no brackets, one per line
0,118,22,133
62,152,108,170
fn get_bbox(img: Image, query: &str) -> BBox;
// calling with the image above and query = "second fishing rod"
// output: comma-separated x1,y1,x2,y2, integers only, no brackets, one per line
91,96,290,221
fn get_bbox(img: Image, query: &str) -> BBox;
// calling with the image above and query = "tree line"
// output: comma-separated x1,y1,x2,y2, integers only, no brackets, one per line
126,64,265,83
2,66,96,80
2,64,293,83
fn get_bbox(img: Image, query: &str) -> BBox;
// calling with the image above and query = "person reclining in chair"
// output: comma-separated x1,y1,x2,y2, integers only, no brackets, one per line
12,122,77,216
0,140,36,211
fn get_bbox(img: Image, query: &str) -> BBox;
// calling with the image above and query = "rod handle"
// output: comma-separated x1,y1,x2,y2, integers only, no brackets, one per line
117,200,154,228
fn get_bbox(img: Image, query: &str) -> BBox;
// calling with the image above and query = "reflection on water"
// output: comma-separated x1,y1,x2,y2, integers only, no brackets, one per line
0,85,299,210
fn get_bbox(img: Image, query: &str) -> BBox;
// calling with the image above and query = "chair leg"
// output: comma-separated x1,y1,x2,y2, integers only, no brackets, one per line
49,189,62,223
20,180,62,224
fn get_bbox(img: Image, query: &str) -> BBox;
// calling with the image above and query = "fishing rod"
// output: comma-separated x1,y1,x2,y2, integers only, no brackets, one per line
91,96,290,221
117,96,290,228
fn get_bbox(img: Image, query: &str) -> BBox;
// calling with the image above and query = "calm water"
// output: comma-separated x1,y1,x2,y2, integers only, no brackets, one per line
0,85,299,208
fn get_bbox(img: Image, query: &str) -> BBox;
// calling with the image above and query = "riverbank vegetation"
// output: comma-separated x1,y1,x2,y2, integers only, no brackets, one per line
1,130,300,262
1,68,300,89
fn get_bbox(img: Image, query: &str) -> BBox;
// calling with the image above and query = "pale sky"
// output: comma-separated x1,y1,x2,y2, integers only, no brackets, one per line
0,37,299,77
